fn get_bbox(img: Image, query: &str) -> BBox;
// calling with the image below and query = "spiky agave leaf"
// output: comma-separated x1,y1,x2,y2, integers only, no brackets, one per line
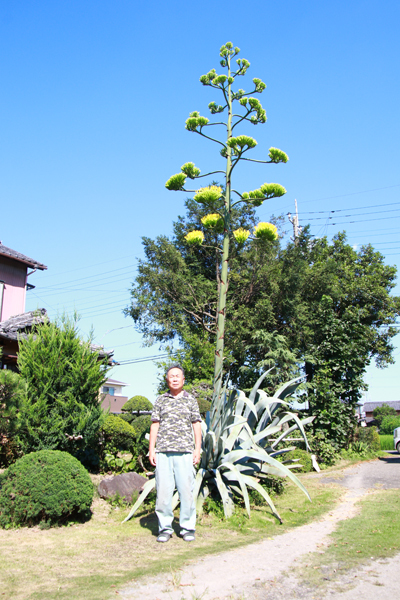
122,477,155,522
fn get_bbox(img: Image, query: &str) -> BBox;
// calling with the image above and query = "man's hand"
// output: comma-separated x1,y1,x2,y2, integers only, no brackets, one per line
149,449,157,467
148,421,159,468
192,421,202,465
193,447,201,465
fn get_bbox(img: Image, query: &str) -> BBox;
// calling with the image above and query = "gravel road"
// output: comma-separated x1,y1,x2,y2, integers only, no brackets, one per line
120,452,400,600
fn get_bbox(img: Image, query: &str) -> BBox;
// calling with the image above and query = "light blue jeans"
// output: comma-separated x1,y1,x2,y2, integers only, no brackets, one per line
155,452,196,535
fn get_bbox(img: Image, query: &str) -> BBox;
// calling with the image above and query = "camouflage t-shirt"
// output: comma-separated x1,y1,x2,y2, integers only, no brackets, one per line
151,390,201,453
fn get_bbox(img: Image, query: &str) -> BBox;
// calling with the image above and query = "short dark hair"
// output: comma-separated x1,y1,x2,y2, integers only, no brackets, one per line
166,364,185,378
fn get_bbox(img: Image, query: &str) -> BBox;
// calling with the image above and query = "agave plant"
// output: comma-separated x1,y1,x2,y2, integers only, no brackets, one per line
123,371,314,523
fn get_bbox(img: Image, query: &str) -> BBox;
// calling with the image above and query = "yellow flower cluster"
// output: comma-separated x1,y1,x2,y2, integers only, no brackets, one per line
233,228,250,243
185,230,205,245
201,213,224,232
194,186,223,205
254,222,278,241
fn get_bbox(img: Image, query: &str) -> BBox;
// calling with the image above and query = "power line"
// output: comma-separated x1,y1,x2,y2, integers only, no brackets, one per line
301,201,400,215
300,208,400,222
300,215,400,226
40,263,137,290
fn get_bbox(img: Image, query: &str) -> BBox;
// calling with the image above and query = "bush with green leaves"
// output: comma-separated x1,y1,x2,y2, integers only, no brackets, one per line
0,450,93,528
356,426,381,451
306,430,338,466
183,380,212,417
0,370,26,467
130,415,152,438
379,416,400,435
282,448,313,473
373,404,397,427
101,415,136,454
16,315,109,469
121,395,152,414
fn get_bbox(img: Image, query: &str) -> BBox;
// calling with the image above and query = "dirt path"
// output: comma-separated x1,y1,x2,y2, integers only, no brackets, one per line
120,453,400,600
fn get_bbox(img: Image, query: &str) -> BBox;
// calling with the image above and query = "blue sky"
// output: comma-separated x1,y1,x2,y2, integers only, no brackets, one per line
1,0,399,404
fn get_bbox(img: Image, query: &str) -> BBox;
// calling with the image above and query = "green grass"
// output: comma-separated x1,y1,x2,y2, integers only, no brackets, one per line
379,434,394,451
296,488,400,590
0,476,342,600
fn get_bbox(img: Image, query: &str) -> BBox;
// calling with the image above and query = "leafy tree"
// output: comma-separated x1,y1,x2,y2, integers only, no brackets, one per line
17,315,109,468
379,415,400,435
373,403,397,427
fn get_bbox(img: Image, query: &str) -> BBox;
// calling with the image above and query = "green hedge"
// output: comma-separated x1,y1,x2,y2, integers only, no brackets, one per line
0,450,93,528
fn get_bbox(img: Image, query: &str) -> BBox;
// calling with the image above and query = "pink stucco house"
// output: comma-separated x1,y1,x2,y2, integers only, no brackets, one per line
0,242,47,323
0,241,114,371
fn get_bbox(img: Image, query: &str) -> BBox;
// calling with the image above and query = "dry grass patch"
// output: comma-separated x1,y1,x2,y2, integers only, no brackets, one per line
0,475,342,600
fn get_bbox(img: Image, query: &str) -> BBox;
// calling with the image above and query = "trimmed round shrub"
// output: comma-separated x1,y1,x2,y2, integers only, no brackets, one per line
357,425,381,451
118,412,135,425
121,395,153,413
197,397,211,416
101,415,136,451
283,448,313,473
0,450,93,528
130,415,151,438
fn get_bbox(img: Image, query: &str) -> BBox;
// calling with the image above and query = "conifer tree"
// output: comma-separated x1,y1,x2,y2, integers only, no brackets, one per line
17,315,109,467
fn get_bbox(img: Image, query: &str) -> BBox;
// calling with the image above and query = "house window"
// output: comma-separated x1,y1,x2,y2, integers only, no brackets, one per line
102,386,115,396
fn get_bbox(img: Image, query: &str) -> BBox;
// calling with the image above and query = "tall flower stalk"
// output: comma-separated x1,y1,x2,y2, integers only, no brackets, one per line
124,44,315,524
165,42,288,393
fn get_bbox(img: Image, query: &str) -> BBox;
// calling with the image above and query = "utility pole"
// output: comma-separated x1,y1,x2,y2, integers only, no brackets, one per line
287,199,302,245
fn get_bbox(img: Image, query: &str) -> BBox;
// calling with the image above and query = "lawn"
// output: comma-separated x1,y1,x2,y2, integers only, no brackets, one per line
0,474,342,600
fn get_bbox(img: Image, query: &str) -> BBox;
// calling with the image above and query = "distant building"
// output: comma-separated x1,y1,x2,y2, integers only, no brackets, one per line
100,378,129,414
362,401,400,425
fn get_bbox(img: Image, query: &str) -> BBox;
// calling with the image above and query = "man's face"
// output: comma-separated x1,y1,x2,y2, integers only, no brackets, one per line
166,368,185,394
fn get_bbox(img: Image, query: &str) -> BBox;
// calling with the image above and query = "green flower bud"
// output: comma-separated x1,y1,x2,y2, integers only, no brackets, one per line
268,148,289,163
233,228,250,243
227,135,257,150
228,76,234,84
248,97,261,110
201,213,224,233
241,192,249,200
225,42,233,49
220,147,228,158
185,230,205,245
220,59,227,67
199,69,217,86
165,173,187,191
239,97,248,107
181,162,201,178
194,186,223,205
212,74,227,85
259,183,287,198
254,222,278,241
185,111,209,131
253,78,266,92
208,101,224,114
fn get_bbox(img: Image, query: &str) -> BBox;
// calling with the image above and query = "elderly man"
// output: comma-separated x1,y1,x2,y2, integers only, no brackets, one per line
149,364,202,543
